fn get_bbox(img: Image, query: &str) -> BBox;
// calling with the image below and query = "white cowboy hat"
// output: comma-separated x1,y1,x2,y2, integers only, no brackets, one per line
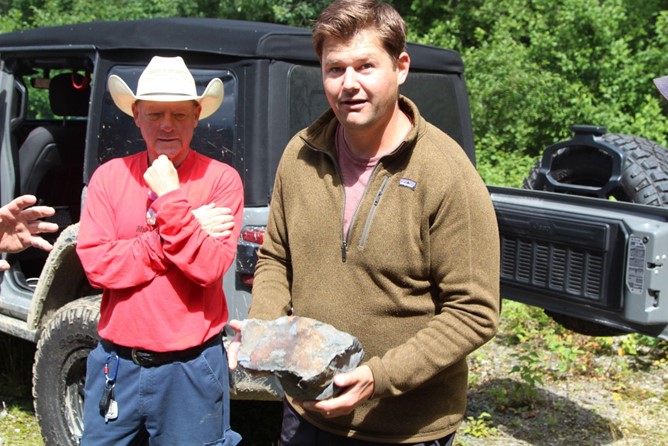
655,75,668,102
108,56,224,119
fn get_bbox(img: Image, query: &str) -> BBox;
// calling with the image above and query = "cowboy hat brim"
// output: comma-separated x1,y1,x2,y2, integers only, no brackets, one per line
108,74,224,119
654,75,668,102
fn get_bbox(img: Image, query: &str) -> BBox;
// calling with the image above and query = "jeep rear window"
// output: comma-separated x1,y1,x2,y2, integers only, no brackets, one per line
287,65,328,137
98,66,236,166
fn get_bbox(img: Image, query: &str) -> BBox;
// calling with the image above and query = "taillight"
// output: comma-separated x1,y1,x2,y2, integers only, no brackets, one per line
241,226,265,244
237,225,266,287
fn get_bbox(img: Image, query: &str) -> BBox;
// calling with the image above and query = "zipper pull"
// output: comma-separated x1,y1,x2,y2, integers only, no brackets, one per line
341,240,347,262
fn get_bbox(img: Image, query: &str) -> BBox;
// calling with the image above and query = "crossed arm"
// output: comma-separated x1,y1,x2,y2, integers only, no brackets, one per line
77,154,241,290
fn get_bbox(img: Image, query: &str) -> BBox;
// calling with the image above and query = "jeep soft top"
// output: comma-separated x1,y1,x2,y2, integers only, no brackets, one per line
0,17,473,208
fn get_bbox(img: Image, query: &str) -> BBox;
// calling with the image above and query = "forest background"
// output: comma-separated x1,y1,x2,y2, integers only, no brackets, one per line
1,0,667,187
1,1,668,444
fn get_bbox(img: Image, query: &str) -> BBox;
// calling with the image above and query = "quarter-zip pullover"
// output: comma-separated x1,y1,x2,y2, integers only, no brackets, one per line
250,97,500,443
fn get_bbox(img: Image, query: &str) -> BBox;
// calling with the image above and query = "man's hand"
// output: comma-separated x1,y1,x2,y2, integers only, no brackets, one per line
226,318,283,377
144,154,180,197
227,319,243,370
0,195,58,267
192,203,234,238
295,365,375,418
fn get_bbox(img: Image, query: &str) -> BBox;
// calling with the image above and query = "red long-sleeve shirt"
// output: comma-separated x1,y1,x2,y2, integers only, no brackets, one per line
76,150,243,351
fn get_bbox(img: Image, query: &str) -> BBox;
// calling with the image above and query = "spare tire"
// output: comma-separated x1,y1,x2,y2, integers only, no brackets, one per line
523,133,668,336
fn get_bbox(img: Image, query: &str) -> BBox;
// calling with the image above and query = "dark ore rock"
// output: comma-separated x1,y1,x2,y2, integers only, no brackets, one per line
237,316,364,400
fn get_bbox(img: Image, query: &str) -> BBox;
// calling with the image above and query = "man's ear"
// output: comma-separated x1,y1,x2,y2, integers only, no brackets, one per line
397,52,410,86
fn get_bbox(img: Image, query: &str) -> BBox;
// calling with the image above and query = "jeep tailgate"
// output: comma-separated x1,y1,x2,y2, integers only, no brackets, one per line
491,185,668,339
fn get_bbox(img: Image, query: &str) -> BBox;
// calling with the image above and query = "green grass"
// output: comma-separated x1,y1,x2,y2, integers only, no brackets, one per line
0,334,42,446
0,402,43,446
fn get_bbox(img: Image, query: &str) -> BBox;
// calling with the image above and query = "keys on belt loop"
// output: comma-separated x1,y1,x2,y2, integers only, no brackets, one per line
99,352,119,422
103,353,120,383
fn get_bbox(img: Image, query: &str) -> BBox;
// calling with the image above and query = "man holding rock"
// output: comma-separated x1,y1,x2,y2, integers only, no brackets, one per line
228,1,500,445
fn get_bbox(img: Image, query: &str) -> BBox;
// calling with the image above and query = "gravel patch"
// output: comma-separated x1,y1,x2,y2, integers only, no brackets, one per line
458,333,668,446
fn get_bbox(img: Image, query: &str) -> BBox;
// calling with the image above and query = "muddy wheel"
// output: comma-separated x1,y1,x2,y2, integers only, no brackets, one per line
33,295,100,446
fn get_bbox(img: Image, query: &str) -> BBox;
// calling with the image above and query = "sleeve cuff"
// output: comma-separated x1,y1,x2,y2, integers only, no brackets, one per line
365,356,391,399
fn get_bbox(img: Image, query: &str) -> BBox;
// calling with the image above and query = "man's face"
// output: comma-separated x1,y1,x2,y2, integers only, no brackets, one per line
133,100,201,167
321,28,409,134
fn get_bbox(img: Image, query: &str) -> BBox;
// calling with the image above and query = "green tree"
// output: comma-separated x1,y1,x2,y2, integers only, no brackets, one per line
0,0,331,30
406,0,668,185
217,0,329,26
1,0,667,187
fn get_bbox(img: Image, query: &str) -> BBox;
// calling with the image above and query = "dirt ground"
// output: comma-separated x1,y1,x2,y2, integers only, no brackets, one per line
1,322,667,446
457,335,668,446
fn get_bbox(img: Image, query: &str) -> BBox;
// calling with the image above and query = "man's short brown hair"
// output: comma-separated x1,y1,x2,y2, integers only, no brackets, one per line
312,0,407,65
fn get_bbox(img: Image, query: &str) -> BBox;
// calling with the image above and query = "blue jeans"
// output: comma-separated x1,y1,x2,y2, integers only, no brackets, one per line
280,399,455,446
81,338,242,446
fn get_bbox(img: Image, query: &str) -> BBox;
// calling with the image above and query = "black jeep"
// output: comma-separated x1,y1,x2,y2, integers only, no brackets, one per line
0,17,667,446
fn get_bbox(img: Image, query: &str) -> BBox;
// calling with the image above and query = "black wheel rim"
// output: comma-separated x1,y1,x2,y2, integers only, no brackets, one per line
63,348,89,443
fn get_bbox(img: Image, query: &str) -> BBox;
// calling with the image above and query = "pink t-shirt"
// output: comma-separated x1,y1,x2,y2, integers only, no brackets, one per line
336,125,382,236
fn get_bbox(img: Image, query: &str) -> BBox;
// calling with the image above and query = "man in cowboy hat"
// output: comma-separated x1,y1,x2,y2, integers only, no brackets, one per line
76,56,243,445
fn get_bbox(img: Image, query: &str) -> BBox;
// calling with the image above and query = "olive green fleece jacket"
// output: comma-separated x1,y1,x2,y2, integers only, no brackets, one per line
249,97,500,443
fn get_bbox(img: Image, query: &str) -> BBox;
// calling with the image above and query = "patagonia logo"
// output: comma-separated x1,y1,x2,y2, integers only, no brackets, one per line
399,178,417,191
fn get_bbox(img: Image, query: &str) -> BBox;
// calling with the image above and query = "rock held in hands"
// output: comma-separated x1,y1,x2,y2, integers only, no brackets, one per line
237,316,364,400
